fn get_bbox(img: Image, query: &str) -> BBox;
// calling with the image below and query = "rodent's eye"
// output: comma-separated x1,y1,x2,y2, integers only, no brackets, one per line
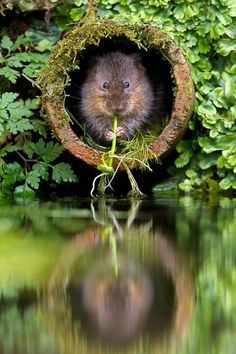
124,81,130,89
103,82,109,89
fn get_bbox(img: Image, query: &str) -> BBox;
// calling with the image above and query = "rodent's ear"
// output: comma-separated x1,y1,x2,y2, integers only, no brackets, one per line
130,53,142,65
87,55,99,69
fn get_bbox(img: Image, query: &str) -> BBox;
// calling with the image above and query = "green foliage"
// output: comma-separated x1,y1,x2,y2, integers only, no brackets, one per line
48,0,236,193
0,32,77,198
0,35,49,84
1,0,235,195
174,198,236,354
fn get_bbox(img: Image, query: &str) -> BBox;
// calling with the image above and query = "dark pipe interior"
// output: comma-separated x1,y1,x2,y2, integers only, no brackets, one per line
65,36,174,144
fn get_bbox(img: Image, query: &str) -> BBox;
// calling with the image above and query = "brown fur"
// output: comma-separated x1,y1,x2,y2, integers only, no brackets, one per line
79,51,154,143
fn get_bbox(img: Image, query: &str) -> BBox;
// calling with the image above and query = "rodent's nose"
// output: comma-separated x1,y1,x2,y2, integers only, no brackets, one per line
116,107,123,113
115,103,126,114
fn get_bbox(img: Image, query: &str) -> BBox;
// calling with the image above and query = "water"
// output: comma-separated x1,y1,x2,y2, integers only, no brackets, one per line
0,197,235,354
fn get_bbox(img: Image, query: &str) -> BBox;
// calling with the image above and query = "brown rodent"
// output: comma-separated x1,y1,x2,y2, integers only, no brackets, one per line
79,51,154,143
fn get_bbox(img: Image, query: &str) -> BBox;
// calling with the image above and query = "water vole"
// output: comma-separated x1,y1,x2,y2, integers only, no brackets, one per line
79,51,154,143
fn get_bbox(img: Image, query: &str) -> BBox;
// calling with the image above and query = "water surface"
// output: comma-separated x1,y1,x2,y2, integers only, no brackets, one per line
0,197,235,354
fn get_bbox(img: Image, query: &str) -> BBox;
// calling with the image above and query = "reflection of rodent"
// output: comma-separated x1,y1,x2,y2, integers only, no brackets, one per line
80,51,154,143
81,257,153,344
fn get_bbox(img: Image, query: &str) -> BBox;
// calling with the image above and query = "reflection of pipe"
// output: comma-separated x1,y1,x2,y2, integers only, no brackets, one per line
156,235,194,340
43,223,194,354
48,227,100,292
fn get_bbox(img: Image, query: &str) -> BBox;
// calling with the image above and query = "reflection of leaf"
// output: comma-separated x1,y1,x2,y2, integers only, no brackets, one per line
14,184,36,198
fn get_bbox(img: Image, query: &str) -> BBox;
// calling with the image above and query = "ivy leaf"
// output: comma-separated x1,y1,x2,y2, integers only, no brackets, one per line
52,162,78,183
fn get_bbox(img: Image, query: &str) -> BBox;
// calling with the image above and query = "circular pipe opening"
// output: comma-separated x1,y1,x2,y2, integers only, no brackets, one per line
40,21,195,168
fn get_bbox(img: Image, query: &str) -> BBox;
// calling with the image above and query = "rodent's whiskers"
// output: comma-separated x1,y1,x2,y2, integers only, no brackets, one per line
66,94,81,101
70,82,81,89
133,82,144,90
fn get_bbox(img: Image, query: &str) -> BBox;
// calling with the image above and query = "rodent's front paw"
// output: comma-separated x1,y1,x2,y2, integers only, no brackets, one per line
104,130,115,141
104,127,125,141
116,126,125,138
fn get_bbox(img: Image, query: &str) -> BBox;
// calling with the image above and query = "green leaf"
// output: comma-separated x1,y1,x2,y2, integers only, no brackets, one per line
6,118,33,134
24,98,40,110
199,135,236,153
26,170,41,189
33,139,64,163
32,163,49,180
11,35,31,51
0,162,24,186
219,173,236,190
198,153,220,170
198,101,217,116
52,162,78,183
0,92,19,109
35,39,54,52
186,169,197,178
197,38,211,54
0,144,19,157
7,56,24,68
179,179,193,192
1,36,13,51
70,7,86,21
0,67,20,83
222,72,235,98
175,150,193,168
217,39,236,56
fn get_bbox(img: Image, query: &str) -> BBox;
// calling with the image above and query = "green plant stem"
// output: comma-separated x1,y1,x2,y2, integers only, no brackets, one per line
110,228,118,278
108,113,118,168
